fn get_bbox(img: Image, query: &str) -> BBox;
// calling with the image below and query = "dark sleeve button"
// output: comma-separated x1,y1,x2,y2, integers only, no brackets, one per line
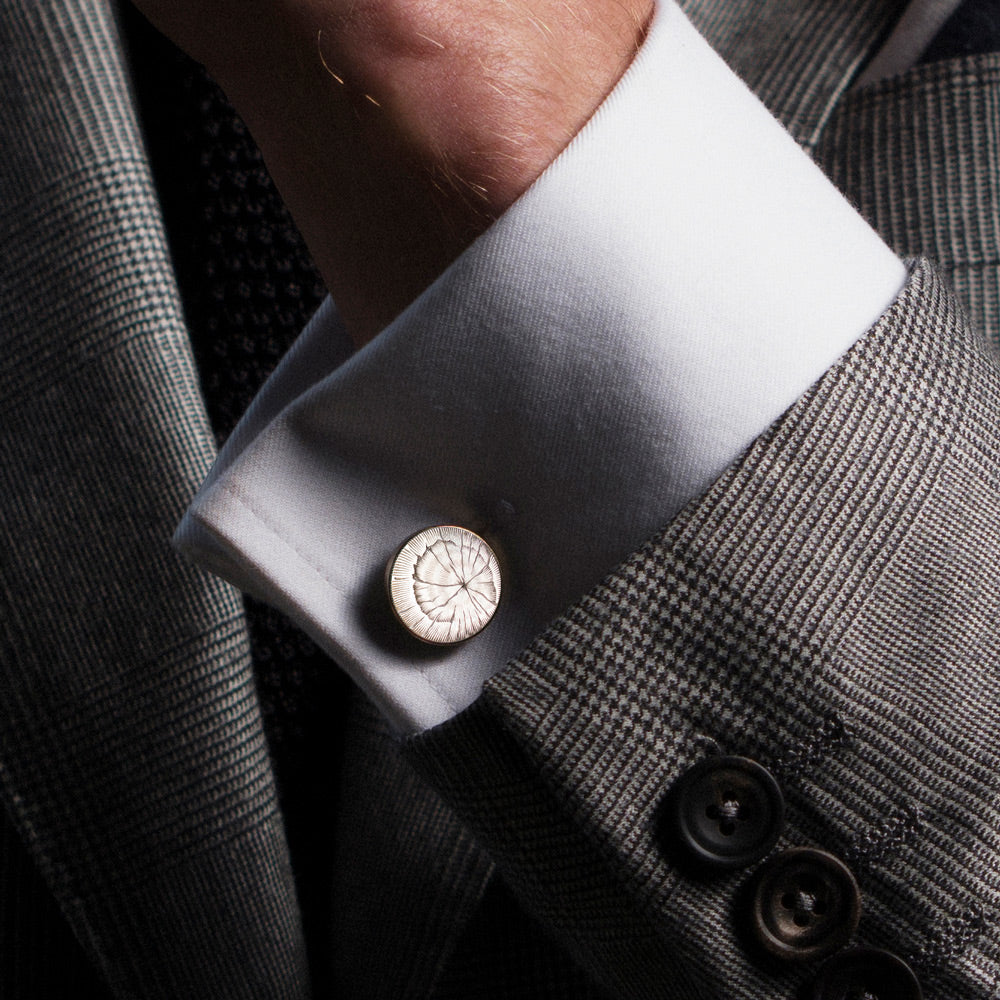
749,847,861,962
810,947,922,999
668,756,785,871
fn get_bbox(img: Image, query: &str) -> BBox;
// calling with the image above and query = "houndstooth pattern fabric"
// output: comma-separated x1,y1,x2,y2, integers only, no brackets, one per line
0,1,308,996
409,262,1000,998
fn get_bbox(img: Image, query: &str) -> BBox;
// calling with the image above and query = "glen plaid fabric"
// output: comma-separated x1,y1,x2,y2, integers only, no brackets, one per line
2,1,1000,999
409,261,1000,998
0,1,307,996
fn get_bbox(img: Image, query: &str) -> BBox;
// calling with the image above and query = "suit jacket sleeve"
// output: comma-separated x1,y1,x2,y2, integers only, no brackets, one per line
407,258,1000,998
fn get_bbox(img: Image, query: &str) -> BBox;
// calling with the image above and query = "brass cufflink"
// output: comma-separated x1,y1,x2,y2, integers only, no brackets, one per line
385,525,502,645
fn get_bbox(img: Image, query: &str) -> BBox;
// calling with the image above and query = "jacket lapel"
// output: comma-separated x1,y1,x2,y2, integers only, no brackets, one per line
817,49,1000,344
0,2,308,996
681,0,905,147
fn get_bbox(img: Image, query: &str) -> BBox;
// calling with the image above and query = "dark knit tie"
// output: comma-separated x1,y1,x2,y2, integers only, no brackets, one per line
120,8,352,985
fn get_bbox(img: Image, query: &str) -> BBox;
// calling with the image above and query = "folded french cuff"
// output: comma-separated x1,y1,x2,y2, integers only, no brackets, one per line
176,0,904,732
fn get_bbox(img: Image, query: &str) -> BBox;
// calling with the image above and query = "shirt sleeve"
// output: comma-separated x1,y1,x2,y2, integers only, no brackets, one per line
174,0,907,733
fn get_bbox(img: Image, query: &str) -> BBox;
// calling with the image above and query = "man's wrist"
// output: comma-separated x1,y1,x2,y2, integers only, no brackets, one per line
317,0,654,214
131,0,652,346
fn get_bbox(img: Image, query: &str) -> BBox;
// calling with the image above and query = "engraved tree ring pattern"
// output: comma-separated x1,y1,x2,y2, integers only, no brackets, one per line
386,526,502,644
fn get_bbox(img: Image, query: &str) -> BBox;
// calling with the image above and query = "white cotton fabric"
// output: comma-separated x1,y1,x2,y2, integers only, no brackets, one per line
175,0,907,733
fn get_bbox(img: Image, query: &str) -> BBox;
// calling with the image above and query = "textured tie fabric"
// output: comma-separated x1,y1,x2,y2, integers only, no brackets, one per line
118,8,352,988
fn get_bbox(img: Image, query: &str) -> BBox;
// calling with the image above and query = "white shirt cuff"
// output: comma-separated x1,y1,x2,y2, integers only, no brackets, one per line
175,0,906,733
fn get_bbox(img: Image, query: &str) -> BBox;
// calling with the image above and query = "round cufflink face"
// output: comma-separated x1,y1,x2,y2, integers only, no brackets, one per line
386,526,501,645
750,847,862,962
810,948,922,1000
669,756,785,871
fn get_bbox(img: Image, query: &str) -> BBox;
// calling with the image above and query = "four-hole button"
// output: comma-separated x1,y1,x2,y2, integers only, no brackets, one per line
669,755,785,871
750,847,862,962
668,756,913,989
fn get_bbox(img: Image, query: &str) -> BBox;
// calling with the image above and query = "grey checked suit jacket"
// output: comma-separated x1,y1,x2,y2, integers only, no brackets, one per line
2,0,1000,997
